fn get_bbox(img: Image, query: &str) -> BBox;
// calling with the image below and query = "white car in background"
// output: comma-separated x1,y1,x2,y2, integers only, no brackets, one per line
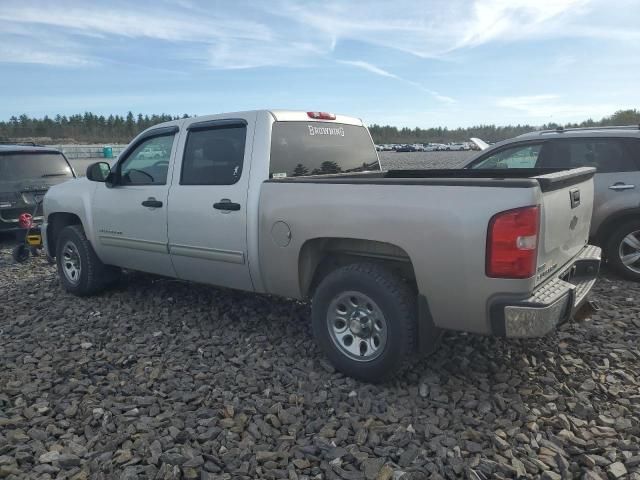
445,143,470,151
470,138,490,151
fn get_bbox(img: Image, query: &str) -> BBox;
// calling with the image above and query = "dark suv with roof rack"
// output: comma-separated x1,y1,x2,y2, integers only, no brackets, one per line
466,125,640,281
0,144,75,235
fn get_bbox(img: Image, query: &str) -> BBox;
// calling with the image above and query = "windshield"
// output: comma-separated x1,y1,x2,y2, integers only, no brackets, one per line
0,152,74,182
270,121,380,177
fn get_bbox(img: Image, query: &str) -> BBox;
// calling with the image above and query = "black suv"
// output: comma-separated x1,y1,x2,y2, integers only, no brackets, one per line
0,144,75,235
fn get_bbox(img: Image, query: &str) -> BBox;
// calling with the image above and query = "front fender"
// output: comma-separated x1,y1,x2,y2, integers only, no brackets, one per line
44,178,99,247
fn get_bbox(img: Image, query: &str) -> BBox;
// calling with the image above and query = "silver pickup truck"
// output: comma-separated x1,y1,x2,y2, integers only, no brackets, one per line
43,110,601,381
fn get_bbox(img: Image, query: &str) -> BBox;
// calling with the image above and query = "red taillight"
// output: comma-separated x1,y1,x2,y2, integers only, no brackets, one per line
307,111,336,120
486,206,540,279
18,213,33,229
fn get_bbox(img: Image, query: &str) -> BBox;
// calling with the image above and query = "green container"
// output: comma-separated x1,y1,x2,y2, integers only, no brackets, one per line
103,146,113,158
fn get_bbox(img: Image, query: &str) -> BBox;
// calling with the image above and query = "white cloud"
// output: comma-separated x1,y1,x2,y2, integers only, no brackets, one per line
1,0,637,70
269,0,603,59
0,4,271,43
452,0,587,50
0,25,95,67
429,92,456,104
0,1,276,68
0,43,93,66
338,60,399,79
207,39,327,70
339,60,456,104
497,94,616,119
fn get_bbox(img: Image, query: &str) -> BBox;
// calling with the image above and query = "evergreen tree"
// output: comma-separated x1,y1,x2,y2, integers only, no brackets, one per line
319,161,341,174
292,163,309,176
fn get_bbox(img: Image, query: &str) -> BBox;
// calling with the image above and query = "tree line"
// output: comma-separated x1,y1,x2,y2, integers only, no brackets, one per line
0,112,190,144
0,109,638,145
369,109,640,144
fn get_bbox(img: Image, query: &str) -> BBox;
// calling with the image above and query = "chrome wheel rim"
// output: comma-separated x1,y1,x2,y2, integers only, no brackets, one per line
619,230,640,274
327,291,387,362
62,241,81,285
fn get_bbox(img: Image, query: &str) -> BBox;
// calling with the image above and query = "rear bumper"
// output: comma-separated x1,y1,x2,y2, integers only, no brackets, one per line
490,244,601,338
0,207,43,231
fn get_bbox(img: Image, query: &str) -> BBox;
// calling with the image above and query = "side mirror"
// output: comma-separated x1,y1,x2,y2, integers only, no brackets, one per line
86,162,111,182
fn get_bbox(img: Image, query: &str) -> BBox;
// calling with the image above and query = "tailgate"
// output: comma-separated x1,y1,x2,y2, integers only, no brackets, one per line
534,167,595,285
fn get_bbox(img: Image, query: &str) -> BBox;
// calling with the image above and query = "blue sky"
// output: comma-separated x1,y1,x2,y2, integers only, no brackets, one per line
1,0,639,128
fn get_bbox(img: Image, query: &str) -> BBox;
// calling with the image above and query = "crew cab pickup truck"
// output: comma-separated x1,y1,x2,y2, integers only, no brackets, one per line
43,110,601,381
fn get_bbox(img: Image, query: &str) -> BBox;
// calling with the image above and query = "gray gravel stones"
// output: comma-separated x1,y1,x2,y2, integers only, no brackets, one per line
378,151,475,170
1,224,640,479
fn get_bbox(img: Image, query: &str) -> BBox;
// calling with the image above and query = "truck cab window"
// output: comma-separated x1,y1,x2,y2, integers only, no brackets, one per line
270,122,380,177
471,144,543,169
120,134,174,185
181,125,247,185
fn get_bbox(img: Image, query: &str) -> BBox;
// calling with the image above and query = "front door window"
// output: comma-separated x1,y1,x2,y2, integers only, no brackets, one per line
119,135,175,185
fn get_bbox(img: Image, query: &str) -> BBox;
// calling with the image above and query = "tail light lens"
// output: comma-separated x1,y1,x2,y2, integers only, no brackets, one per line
18,213,33,229
307,111,336,120
486,206,540,279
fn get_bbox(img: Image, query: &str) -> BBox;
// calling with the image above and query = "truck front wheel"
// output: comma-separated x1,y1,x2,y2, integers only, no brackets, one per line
311,263,417,382
56,225,120,296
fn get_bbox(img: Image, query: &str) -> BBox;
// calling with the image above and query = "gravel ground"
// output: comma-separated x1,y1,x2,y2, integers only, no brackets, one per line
1,233,639,480
378,151,475,170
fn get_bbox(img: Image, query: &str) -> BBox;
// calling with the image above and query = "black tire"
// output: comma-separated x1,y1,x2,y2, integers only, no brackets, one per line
606,220,640,281
12,244,30,263
56,225,120,296
311,263,418,382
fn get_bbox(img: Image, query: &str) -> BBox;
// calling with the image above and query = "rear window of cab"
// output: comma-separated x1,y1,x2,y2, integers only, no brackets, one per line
269,121,380,178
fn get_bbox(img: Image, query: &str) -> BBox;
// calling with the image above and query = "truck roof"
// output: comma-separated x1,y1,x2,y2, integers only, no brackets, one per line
139,110,365,136
268,110,364,126
0,144,63,153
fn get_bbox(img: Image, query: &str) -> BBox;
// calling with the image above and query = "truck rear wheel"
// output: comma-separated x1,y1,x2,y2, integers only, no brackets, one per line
311,263,417,382
606,219,640,281
56,225,120,296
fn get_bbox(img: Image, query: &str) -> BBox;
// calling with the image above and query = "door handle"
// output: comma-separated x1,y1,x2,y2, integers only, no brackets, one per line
609,183,635,191
213,199,241,211
142,198,163,208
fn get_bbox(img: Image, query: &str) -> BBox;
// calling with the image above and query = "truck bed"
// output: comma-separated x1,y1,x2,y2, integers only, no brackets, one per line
267,167,594,192
260,167,595,335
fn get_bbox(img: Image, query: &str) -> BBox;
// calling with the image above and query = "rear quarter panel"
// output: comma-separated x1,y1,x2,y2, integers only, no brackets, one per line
258,181,541,334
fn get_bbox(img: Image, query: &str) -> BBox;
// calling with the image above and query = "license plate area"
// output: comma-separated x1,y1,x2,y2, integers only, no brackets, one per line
561,264,577,283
